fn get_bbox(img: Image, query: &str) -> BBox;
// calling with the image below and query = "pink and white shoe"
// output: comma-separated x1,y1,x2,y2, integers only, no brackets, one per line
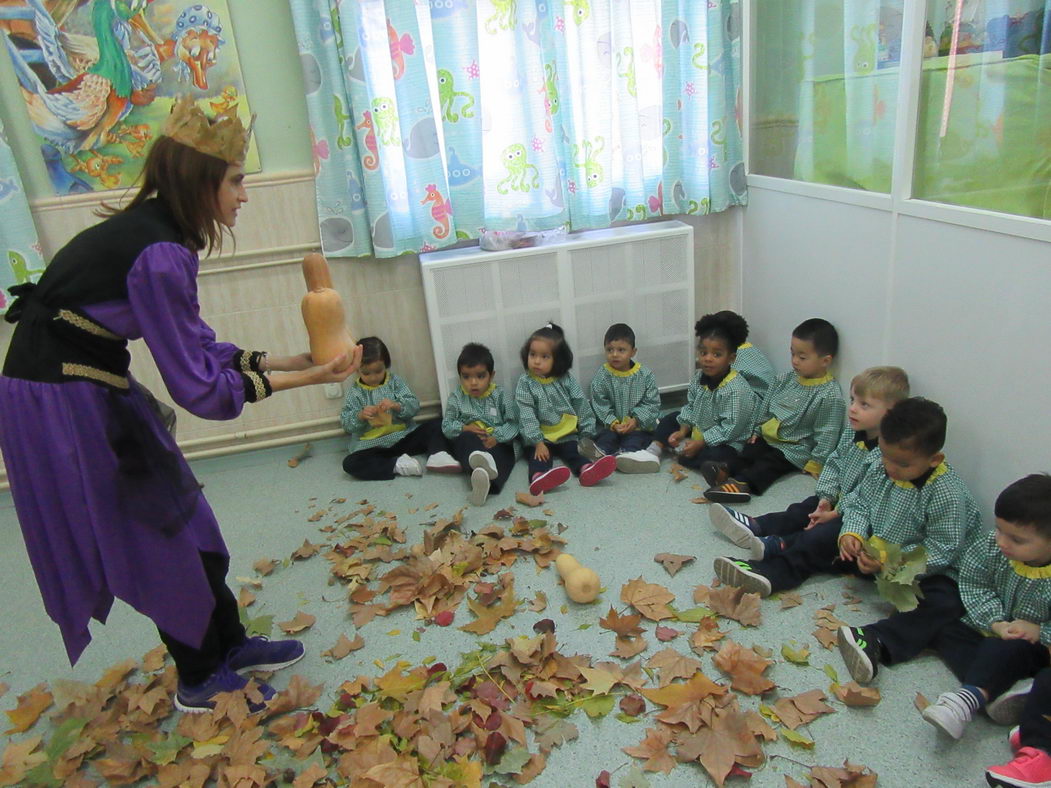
579,454,616,486
529,466,571,496
1010,726,1021,753
986,746,1051,788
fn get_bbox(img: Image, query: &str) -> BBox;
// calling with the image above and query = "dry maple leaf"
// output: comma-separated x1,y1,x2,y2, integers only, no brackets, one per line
646,649,703,688
460,582,518,635
515,491,544,507
691,618,727,653
621,577,676,621
3,683,53,734
291,539,321,561
914,692,930,712
277,610,316,635
655,625,681,642
773,689,835,729
600,607,645,637
322,633,365,661
833,681,881,707
641,671,727,709
654,553,696,577
707,584,763,627
669,463,688,482
0,734,46,784
611,636,648,659
779,591,803,609
713,641,775,695
529,591,548,613
237,587,255,608
622,725,677,774
808,760,879,788
579,665,619,696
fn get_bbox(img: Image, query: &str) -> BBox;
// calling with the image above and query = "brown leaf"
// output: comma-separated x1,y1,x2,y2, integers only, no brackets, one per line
779,591,803,609
611,635,648,659
773,689,835,729
0,735,46,784
654,553,696,576
707,584,763,627
291,539,321,561
647,648,703,688
914,692,930,712
277,610,316,634
529,591,548,613
515,490,545,507
599,607,644,638
460,581,518,635
237,587,255,608
620,694,646,717
322,633,365,661
140,645,168,673
622,725,676,774
813,626,840,649
833,681,882,707
690,496,710,504
690,618,727,653
292,763,329,788
655,625,681,642
640,671,727,709
96,658,137,691
669,464,688,482
713,641,775,695
252,558,276,576
4,684,52,734
621,577,676,621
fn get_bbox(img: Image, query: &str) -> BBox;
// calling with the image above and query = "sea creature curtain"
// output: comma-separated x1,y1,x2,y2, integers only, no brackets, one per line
290,0,744,258
0,116,45,315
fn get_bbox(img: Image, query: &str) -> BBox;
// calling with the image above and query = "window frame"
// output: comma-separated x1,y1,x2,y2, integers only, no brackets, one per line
742,0,1051,244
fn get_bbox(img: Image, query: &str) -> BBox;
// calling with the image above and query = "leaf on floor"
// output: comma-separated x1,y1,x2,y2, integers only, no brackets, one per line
690,496,710,504
277,611,316,635
690,618,727,654
914,692,930,712
653,553,695,577
669,464,688,482
646,649,702,688
291,540,321,561
321,634,365,661
237,587,256,608
515,491,545,507
833,681,881,707
528,591,548,613
778,591,803,609
621,577,676,621
611,635,648,659
460,578,518,635
704,584,763,627
654,626,680,642
812,607,847,650
713,641,774,695
424,502,439,511
780,640,810,665
600,607,644,638
773,689,834,729
3,683,52,734
252,558,277,576
622,725,676,774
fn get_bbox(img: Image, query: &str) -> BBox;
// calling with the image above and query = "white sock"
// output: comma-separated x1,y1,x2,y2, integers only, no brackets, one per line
646,441,662,457
394,454,422,476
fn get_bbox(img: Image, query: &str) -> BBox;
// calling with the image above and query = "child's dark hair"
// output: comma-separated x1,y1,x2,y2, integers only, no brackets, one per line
793,318,839,358
357,336,391,368
604,323,635,347
879,397,946,456
695,312,748,351
520,322,573,378
457,342,494,374
995,474,1051,536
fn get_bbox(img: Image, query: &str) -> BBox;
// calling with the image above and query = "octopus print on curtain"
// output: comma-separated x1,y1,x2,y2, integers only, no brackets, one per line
291,0,745,258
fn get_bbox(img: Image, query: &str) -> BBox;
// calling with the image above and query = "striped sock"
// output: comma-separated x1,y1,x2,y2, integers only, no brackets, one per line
958,685,986,713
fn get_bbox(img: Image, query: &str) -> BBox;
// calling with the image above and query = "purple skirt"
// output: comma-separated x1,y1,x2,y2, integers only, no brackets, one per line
0,375,228,665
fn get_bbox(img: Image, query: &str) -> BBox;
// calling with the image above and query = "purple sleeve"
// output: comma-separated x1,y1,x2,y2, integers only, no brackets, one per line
127,242,249,420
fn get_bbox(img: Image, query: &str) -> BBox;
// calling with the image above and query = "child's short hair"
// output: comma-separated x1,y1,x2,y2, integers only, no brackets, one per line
695,312,748,351
521,322,573,378
995,474,1051,537
604,323,636,347
457,342,494,373
793,318,839,358
879,397,946,456
358,336,391,368
851,366,910,405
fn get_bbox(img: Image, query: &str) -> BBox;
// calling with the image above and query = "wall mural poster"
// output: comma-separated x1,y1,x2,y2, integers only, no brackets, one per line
2,0,260,195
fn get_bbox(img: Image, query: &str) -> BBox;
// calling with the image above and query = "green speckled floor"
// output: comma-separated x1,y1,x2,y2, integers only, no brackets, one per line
0,436,1009,786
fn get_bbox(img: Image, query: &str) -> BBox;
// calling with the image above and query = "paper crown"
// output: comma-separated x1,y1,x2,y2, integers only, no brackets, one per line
163,95,254,164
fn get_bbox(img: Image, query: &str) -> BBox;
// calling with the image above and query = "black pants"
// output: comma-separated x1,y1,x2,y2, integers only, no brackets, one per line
1018,668,1051,752
727,438,799,494
527,439,588,477
652,413,739,470
451,432,516,494
342,419,448,481
932,621,1051,700
594,427,652,455
749,517,858,592
158,551,245,686
755,495,839,551
868,574,965,665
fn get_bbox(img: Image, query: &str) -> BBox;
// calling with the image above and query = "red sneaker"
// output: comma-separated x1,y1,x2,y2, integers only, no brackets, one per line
986,747,1051,788
529,466,571,496
1010,726,1021,753
579,454,616,486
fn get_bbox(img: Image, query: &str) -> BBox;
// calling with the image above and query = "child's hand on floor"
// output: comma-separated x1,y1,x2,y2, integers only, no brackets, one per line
534,442,550,462
806,499,836,529
996,620,1041,643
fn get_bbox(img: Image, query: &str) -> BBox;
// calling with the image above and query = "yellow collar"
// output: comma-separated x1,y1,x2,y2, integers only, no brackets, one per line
462,382,496,398
529,372,556,384
357,372,389,390
892,462,948,489
1010,559,1051,579
798,372,834,386
738,342,753,349
604,362,640,378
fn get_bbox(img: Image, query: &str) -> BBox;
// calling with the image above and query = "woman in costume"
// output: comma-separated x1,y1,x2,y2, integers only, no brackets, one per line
0,98,358,712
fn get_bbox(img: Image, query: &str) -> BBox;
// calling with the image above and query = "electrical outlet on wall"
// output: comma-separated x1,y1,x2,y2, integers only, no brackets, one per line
323,383,343,399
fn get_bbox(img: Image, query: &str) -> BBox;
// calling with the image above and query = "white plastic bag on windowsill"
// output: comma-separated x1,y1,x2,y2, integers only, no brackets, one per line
479,226,567,251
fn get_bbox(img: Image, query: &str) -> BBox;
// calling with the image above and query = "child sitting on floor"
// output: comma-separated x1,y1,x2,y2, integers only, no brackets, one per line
515,322,616,496
704,318,845,503
918,474,1051,741
649,312,757,474
583,323,661,473
717,310,777,401
985,666,1051,787
440,342,520,507
709,366,909,560
340,337,453,480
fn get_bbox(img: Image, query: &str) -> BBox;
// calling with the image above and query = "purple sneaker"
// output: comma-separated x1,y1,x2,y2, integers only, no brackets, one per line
175,664,275,714
226,636,305,675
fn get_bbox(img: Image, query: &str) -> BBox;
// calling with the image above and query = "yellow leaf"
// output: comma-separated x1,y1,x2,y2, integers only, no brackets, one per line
3,684,52,734
191,734,230,759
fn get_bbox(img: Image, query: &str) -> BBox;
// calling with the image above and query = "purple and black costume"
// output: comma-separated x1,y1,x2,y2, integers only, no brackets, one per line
0,199,270,678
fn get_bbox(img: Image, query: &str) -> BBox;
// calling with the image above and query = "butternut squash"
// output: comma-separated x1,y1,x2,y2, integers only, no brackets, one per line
555,553,601,604
300,253,357,372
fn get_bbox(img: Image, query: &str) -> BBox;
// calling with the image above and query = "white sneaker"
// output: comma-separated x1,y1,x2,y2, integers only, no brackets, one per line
468,450,498,480
578,436,604,461
394,454,422,477
988,679,1035,726
709,504,765,559
616,449,660,473
469,467,490,506
922,691,974,739
425,451,461,474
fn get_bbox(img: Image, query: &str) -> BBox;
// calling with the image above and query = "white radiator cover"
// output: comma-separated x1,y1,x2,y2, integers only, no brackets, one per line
420,220,695,408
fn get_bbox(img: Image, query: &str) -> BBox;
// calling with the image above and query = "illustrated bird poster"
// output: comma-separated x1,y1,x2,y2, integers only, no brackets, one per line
1,0,260,195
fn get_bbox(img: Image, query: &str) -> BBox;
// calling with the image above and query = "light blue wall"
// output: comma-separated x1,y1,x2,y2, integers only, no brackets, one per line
0,0,313,200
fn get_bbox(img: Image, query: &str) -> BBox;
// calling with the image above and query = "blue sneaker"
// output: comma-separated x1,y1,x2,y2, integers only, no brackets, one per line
758,535,786,560
226,636,305,675
175,664,275,714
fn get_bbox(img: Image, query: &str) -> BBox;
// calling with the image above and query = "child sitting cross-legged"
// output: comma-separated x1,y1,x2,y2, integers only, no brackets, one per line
918,474,1051,742
440,342,520,507
581,323,661,473
649,312,757,473
709,366,909,561
516,322,616,496
340,337,454,480
703,318,845,504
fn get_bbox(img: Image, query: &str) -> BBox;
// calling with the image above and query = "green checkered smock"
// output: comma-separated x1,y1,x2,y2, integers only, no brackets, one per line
839,462,983,580
340,372,421,453
959,529,1051,644
515,372,597,445
678,370,757,452
732,342,777,401
814,428,881,507
752,372,846,475
441,384,521,458
588,362,660,431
